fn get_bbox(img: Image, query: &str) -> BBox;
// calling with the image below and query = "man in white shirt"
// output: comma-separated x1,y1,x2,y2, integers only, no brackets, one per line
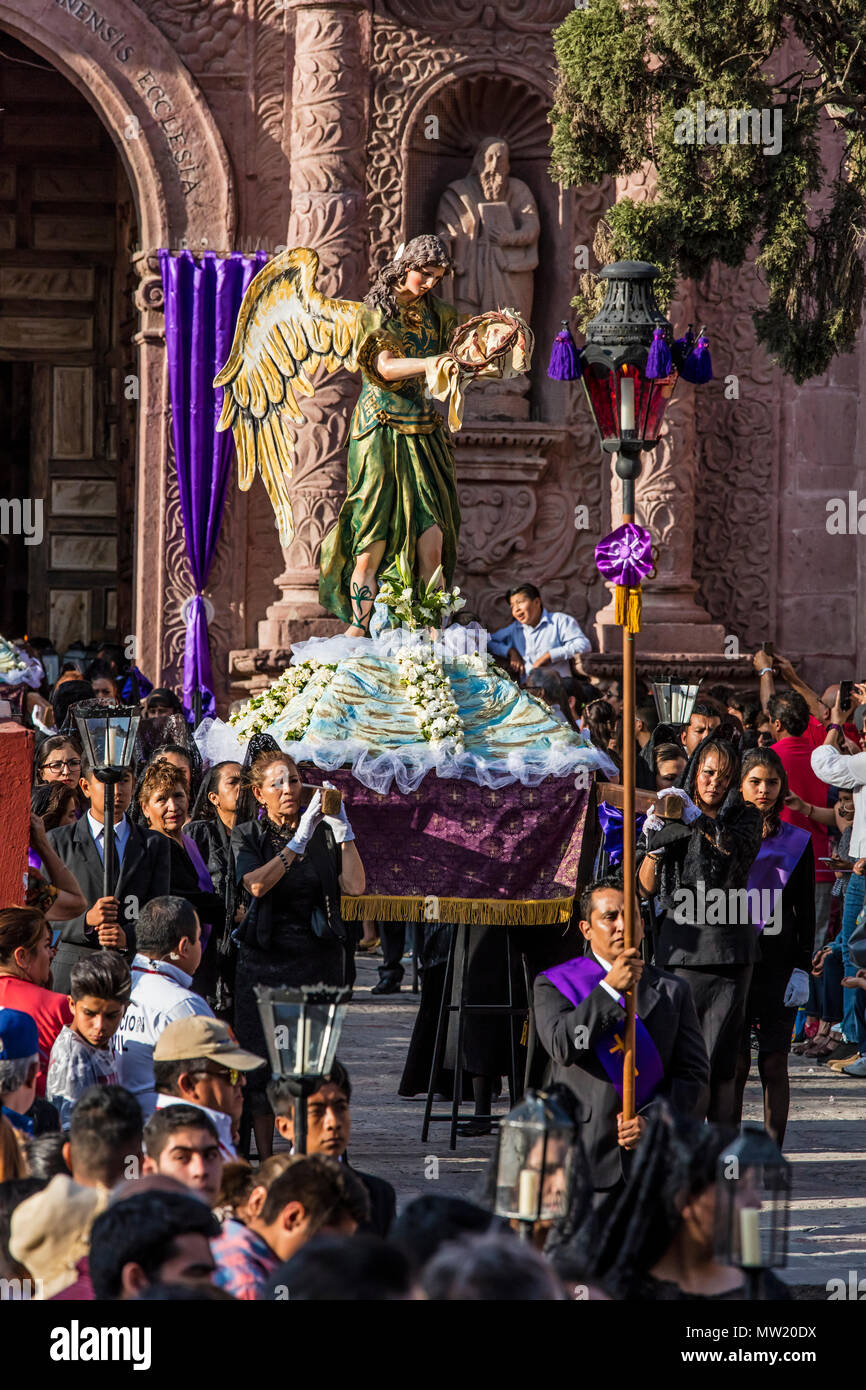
115,896,214,1115
488,583,591,685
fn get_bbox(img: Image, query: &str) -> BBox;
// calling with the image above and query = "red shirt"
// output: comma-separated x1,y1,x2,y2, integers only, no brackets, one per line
0,975,72,1096
773,717,832,882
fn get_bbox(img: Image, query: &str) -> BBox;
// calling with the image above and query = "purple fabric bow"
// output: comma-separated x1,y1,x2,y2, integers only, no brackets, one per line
594,523,654,588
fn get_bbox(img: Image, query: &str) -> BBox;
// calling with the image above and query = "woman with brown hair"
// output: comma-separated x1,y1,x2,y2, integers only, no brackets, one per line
229,744,365,1157
0,908,72,1095
137,760,225,1006
734,747,815,1145
34,734,83,791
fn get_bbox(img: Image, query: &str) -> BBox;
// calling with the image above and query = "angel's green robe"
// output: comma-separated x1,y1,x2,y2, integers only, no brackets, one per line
318,293,459,624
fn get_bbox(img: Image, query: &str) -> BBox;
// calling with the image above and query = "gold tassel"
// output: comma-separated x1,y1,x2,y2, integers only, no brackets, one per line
339,894,574,926
614,584,642,634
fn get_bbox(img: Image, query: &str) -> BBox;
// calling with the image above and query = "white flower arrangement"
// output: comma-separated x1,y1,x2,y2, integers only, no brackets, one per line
397,646,465,754
376,553,465,631
228,660,336,742
0,635,26,676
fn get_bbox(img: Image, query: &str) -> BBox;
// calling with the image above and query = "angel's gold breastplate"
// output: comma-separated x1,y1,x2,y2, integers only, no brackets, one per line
352,300,443,438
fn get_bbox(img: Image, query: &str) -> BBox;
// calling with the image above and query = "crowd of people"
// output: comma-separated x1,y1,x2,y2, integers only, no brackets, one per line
0,609,863,1302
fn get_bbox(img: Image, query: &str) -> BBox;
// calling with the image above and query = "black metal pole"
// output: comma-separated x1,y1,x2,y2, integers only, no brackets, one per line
102,777,116,904
193,687,202,729
294,1089,308,1155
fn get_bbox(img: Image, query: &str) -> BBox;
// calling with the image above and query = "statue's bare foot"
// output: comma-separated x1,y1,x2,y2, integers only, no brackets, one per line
345,624,368,638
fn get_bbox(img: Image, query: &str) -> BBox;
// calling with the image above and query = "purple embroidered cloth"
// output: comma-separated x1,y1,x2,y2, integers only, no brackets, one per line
305,772,590,923
542,955,664,1109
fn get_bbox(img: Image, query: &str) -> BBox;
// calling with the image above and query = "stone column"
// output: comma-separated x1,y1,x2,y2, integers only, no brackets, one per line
257,0,371,647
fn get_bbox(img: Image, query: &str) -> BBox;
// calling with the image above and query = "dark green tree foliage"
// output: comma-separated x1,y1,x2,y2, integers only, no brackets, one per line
550,0,866,382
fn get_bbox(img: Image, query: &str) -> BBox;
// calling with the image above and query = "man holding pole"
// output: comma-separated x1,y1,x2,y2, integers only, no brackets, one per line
533,877,708,1201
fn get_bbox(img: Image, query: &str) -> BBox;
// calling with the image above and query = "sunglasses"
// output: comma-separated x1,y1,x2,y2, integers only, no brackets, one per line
197,1064,241,1086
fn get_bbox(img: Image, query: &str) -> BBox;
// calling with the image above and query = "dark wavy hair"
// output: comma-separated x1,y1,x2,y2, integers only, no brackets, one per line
739,745,789,839
364,234,454,320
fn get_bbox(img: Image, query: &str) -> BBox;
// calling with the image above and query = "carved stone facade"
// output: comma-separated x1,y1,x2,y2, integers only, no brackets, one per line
10,0,865,707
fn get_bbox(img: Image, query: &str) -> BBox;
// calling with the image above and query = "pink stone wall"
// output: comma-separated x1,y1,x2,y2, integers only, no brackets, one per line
0,722,33,909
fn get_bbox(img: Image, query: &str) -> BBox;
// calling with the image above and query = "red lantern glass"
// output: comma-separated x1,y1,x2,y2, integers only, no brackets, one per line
582,359,677,451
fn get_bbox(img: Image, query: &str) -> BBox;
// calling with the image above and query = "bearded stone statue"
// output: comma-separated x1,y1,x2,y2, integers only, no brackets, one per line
435,136,539,417
435,136,539,326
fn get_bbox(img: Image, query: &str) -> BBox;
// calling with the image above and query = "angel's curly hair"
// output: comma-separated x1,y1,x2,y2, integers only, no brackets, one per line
365,234,454,319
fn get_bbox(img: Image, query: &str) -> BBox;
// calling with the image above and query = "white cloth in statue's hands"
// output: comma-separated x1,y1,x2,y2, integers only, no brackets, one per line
656,787,702,823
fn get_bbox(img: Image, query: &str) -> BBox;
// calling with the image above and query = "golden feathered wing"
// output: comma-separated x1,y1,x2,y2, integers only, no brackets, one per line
214,247,364,545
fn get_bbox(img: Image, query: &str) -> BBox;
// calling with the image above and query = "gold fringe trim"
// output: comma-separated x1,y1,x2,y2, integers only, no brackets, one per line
340,894,574,926
614,584,642,634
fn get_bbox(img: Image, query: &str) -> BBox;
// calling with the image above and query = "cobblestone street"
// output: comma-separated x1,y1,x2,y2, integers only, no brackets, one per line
339,954,866,1298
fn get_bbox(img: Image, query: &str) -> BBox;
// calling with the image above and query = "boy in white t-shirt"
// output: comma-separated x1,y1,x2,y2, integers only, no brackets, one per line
114,895,214,1116
47,953,131,1127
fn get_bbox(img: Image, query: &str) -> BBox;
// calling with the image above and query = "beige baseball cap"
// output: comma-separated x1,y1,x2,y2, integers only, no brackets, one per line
153,1015,264,1070
9,1174,109,1299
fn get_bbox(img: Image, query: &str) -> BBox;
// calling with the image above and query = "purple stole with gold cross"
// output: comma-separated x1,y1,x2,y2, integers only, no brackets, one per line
542,955,665,1110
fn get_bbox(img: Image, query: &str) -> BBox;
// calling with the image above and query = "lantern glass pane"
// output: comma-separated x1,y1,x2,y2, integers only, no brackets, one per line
714,1160,791,1269
254,988,349,1079
493,1091,576,1223
582,365,618,442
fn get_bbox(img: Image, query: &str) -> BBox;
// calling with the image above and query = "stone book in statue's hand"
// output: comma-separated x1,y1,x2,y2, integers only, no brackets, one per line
479,200,514,246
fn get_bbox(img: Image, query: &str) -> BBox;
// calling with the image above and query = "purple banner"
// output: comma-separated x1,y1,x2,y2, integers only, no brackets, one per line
305,771,589,924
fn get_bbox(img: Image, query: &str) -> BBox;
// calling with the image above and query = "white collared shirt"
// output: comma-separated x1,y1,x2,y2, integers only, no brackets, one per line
593,950,625,1004
154,1093,237,1160
86,809,132,867
488,608,590,681
114,953,214,1115
812,744,866,858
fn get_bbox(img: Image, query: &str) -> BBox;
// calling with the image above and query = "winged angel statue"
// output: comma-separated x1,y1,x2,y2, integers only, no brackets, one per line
215,233,474,636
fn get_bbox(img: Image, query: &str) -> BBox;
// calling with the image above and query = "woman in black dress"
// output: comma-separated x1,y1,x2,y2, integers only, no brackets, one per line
637,736,762,1125
137,760,226,1003
733,748,815,1145
231,748,365,1158
553,1106,789,1301
184,760,244,1018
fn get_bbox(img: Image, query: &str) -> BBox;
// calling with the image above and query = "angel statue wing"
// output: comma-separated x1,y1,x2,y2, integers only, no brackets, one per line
214,246,364,544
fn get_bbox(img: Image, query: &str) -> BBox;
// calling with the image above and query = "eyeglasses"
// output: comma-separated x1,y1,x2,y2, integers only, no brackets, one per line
43,758,81,773
196,1064,241,1086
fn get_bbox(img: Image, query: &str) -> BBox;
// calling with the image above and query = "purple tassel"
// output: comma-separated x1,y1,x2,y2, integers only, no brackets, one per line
680,334,713,384
671,327,694,373
645,328,673,379
547,321,582,381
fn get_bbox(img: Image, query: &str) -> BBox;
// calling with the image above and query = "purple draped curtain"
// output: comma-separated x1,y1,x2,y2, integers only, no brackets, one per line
158,248,268,718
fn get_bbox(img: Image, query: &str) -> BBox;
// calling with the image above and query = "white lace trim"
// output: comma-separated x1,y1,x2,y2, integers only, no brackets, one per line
195,716,616,794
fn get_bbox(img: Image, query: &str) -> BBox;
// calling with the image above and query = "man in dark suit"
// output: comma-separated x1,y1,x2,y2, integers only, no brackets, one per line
533,875,708,1201
47,755,171,993
267,1061,397,1238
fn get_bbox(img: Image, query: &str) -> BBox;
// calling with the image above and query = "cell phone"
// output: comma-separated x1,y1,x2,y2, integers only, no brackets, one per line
764,641,774,658
839,680,853,711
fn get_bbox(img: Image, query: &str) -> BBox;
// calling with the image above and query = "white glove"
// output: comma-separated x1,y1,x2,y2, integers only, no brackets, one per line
783,967,810,1008
642,805,665,836
322,780,355,844
286,790,322,855
657,787,702,824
